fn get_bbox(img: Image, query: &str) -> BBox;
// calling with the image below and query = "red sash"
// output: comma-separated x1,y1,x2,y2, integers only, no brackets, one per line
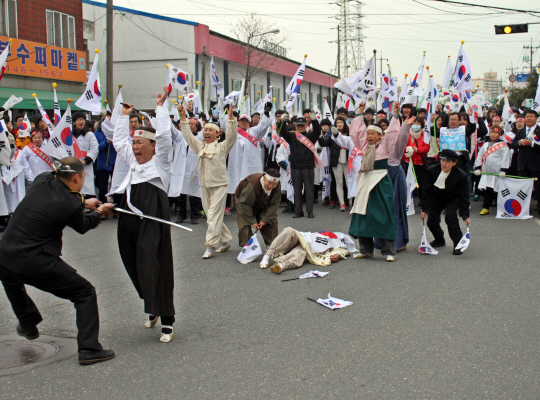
271,133,287,146
295,131,324,167
28,144,55,170
481,141,505,164
347,146,361,173
237,128,258,147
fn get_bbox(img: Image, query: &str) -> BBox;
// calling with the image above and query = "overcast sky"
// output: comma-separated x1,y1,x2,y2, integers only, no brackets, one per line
100,0,540,88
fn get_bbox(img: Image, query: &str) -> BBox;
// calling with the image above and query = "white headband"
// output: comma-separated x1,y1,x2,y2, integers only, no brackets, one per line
204,123,220,132
265,174,280,183
367,125,383,134
133,129,156,141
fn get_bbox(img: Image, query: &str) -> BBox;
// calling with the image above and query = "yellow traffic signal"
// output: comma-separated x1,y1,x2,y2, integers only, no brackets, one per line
504,26,512,34
495,24,528,34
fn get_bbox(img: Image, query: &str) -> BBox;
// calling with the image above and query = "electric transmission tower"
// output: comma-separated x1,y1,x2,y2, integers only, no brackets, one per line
333,0,366,77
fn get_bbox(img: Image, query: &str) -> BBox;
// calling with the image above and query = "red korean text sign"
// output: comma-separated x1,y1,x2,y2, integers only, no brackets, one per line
0,36,86,82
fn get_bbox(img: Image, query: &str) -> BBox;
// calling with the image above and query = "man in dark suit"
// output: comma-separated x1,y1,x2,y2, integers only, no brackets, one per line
421,149,471,255
511,109,540,209
0,157,115,365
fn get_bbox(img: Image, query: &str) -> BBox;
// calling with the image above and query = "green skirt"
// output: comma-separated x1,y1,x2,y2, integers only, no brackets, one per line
349,173,397,241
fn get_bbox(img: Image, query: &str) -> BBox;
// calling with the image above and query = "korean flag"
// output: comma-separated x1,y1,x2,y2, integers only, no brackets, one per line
454,226,470,253
418,226,438,255
237,233,263,264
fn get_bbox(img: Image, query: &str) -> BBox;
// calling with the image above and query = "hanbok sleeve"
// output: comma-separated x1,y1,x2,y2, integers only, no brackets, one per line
112,115,134,165
349,115,367,150
224,118,239,154
180,120,203,154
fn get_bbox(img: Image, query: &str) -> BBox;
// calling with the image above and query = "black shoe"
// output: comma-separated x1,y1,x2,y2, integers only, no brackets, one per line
176,216,186,224
78,349,116,366
16,324,39,340
191,217,199,224
429,239,446,248
293,213,304,218
307,213,314,218
453,249,463,255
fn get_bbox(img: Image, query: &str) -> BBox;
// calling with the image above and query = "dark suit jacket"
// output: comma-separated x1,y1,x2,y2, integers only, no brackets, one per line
511,125,540,171
0,172,101,276
422,164,470,220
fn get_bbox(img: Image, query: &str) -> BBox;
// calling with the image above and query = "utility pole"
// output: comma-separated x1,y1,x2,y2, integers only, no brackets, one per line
373,50,389,87
106,0,113,106
506,62,516,89
523,38,540,74
337,27,341,78
201,46,207,111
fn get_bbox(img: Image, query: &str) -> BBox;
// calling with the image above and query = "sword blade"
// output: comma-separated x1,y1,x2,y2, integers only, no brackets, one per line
113,207,193,232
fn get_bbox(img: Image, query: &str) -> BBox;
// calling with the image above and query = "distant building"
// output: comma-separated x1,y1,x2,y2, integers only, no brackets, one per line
0,0,88,113
472,72,504,101
82,0,336,112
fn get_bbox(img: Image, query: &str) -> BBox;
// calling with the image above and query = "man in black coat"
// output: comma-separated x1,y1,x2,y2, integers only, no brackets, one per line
0,157,115,365
279,110,321,218
421,149,471,255
511,109,540,208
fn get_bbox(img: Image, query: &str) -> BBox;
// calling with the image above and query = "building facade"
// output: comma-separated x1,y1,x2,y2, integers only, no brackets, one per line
0,0,88,112
82,0,336,113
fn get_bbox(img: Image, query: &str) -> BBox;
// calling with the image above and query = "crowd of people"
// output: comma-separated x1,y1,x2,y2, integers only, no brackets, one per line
0,83,538,365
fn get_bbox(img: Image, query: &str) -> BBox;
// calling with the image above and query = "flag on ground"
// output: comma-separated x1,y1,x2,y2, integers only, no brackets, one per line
237,233,263,264
496,177,534,220
299,270,329,279
316,293,353,310
75,53,102,113
419,226,438,255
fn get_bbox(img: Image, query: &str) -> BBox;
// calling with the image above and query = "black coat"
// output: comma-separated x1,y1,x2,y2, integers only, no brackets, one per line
318,130,349,167
280,119,321,169
422,164,470,219
511,125,540,171
0,172,101,276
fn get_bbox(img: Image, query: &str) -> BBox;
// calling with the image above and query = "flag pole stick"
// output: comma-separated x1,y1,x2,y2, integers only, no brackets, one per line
281,278,299,282
469,171,538,180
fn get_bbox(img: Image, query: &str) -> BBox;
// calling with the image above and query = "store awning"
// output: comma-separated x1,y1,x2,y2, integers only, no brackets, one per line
0,88,84,111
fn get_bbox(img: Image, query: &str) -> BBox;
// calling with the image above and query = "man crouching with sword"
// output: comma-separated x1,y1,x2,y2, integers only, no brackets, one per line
112,87,179,343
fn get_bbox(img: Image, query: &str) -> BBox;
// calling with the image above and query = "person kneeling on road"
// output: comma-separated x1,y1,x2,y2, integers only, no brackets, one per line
235,168,281,247
259,227,357,274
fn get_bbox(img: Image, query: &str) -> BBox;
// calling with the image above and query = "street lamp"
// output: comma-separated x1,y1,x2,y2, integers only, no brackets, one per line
253,29,280,38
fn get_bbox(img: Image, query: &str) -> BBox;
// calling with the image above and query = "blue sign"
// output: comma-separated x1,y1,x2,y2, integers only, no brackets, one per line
517,74,531,83
440,126,467,152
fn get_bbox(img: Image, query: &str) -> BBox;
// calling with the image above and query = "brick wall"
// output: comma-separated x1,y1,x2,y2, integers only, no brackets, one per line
16,0,83,51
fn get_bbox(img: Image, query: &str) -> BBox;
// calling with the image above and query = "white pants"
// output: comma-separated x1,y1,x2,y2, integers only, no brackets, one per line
332,163,349,206
201,185,232,249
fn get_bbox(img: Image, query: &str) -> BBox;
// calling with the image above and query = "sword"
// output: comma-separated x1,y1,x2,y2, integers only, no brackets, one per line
113,207,193,232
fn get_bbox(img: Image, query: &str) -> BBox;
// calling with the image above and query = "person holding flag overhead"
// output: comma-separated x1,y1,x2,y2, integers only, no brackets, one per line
113,87,176,343
72,112,99,198
421,149,470,255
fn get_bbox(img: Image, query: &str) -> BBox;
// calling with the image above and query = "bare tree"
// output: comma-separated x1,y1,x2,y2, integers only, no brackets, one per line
231,13,287,93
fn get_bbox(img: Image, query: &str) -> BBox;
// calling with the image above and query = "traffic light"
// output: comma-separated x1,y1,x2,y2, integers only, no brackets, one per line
495,24,528,34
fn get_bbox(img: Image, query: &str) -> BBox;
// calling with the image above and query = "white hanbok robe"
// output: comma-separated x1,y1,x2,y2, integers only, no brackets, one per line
474,140,510,191
181,131,204,198
225,114,273,194
2,150,33,213
168,126,204,198
75,132,99,196
330,132,363,198
21,142,53,178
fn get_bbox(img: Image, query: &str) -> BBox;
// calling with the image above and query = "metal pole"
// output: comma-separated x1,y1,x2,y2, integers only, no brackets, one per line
373,49,377,88
201,46,207,112
106,0,114,106
337,26,341,77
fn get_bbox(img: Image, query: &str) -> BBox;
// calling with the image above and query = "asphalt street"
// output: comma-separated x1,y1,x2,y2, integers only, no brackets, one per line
1,198,539,399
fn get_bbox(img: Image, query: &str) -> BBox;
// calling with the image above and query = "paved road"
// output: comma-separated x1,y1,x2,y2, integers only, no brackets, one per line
1,199,539,399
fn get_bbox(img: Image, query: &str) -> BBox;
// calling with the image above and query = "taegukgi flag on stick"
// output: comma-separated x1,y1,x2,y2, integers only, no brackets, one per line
210,56,224,99
33,93,53,129
406,161,416,216
43,103,77,159
419,225,438,255
0,40,11,81
285,55,307,112
0,120,11,166
237,233,263,264
17,114,32,138
496,177,534,220
53,84,61,125
75,51,102,113
167,63,190,92
450,42,473,97
454,226,470,253
316,293,353,310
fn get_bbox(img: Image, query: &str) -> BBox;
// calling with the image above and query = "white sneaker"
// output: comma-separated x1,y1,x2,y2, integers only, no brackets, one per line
259,254,271,269
144,315,159,328
386,255,396,262
202,248,214,259
160,326,174,343
353,253,374,259
215,242,230,253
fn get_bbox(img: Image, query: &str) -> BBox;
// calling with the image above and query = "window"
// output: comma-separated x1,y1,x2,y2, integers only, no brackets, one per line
231,79,242,92
253,83,263,102
46,10,75,49
273,88,280,108
301,92,307,112
0,0,17,38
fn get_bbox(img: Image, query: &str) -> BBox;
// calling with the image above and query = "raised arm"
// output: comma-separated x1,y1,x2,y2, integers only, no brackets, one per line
179,106,203,155
112,106,134,165
349,104,367,150
223,104,238,154
249,113,273,140
154,102,173,168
